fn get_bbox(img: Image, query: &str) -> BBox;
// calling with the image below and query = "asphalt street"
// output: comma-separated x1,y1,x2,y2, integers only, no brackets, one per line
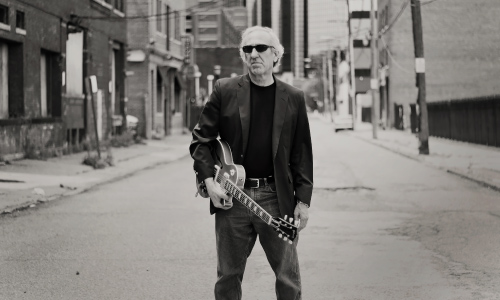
1,116,499,299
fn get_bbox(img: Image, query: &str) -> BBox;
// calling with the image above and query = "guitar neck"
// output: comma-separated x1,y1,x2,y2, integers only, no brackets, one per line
216,174,272,225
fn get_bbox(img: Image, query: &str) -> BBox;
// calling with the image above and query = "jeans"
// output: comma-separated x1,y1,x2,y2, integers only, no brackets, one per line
214,182,301,300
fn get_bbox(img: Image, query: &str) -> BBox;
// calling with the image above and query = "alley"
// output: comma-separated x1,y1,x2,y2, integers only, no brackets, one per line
1,116,500,300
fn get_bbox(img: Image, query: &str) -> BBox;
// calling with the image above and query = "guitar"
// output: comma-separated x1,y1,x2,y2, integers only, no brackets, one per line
196,139,298,244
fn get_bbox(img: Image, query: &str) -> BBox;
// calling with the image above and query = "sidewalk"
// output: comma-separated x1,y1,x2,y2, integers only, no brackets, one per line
0,134,192,214
347,122,500,192
2,120,499,215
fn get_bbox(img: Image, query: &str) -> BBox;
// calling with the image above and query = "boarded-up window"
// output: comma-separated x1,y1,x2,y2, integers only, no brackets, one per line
0,41,8,119
156,0,162,32
40,51,47,117
66,32,83,96
41,49,61,118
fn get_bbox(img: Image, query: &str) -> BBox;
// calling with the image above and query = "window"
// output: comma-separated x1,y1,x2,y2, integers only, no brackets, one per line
0,41,8,119
111,45,123,116
114,0,124,12
169,7,174,39
0,40,24,118
156,71,162,113
185,15,192,33
165,5,170,50
40,52,47,116
40,50,61,118
156,0,162,32
174,11,180,40
66,32,84,96
0,4,8,25
16,11,25,29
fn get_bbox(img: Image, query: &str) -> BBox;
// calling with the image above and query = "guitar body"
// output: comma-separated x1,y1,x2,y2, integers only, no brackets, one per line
196,139,246,198
195,139,298,243
213,139,246,191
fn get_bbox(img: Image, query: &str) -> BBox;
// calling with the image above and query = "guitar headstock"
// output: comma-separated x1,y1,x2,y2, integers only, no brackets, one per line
272,215,299,244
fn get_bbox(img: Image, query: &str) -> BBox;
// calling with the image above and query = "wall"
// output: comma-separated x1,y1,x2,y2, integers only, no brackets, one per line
387,0,500,105
0,0,127,156
0,120,65,160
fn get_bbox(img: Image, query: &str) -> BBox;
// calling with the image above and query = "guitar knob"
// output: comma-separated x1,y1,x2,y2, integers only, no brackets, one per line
283,236,288,241
279,234,283,238
288,240,293,245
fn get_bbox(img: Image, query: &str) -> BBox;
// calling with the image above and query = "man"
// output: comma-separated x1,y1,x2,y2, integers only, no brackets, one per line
189,26,313,300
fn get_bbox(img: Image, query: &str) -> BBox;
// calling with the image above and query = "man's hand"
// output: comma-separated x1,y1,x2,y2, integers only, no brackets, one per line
294,202,309,232
204,178,233,210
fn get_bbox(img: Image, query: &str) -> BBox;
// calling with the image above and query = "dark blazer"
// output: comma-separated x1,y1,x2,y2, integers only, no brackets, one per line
189,74,313,217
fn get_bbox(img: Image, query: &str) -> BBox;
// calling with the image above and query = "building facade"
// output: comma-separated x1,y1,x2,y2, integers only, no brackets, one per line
185,1,247,101
0,0,127,160
382,0,500,127
248,0,307,82
126,0,187,138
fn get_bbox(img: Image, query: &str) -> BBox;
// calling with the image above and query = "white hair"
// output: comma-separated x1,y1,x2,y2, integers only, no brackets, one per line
239,26,285,67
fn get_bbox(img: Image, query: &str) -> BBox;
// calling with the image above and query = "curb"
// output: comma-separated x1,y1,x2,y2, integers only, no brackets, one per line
351,134,500,193
0,153,190,216
446,169,500,193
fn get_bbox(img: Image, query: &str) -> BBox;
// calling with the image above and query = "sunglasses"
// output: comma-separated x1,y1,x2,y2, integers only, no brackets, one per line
241,44,274,53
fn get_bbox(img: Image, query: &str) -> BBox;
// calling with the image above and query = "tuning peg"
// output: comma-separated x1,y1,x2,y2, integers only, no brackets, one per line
289,217,294,223
284,215,288,221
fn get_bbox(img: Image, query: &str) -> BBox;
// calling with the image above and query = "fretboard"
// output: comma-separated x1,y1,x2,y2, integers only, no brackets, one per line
216,174,272,224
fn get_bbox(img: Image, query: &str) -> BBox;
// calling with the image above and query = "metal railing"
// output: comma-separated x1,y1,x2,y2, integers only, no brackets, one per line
427,95,500,147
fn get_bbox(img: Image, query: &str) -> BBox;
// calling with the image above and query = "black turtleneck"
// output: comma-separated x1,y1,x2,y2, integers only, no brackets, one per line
243,80,276,178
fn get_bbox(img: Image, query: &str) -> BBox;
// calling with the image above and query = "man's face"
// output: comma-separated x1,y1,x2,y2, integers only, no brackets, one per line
242,30,277,77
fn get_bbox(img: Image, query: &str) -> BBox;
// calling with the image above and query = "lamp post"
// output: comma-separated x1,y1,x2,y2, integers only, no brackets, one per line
194,71,201,105
213,65,221,82
207,74,214,95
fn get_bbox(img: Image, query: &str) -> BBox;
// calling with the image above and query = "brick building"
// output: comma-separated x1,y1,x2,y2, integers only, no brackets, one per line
185,0,247,101
380,0,500,127
0,0,127,159
248,0,307,83
126,0,187,138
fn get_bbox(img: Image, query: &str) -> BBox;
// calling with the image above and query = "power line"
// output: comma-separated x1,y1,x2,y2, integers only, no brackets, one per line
420,0,441,6
76,0,224,21
15,0,62,19
379,0,411,36
380,36,413,74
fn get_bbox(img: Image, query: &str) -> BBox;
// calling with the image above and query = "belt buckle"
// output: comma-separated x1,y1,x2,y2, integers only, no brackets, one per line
254,178,260,188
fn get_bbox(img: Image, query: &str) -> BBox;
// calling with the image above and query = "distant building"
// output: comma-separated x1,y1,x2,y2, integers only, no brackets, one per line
185,0,248,98
308,0,348,55
127,0,187,138
379,0,500,127
248,0,308,82
0,0,127,160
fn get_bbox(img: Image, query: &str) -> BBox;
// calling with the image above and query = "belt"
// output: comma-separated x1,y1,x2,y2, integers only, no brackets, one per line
244,176,274,188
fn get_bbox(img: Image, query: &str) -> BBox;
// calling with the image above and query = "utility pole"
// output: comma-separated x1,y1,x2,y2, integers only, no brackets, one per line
346,0,357,129
335,48,341,114
370,0,379,139
411,0,430,154
322,54,329,116
327,51,335,122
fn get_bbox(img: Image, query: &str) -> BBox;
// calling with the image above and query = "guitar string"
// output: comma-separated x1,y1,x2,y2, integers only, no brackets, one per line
213,170,297,239
216,173,272,224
